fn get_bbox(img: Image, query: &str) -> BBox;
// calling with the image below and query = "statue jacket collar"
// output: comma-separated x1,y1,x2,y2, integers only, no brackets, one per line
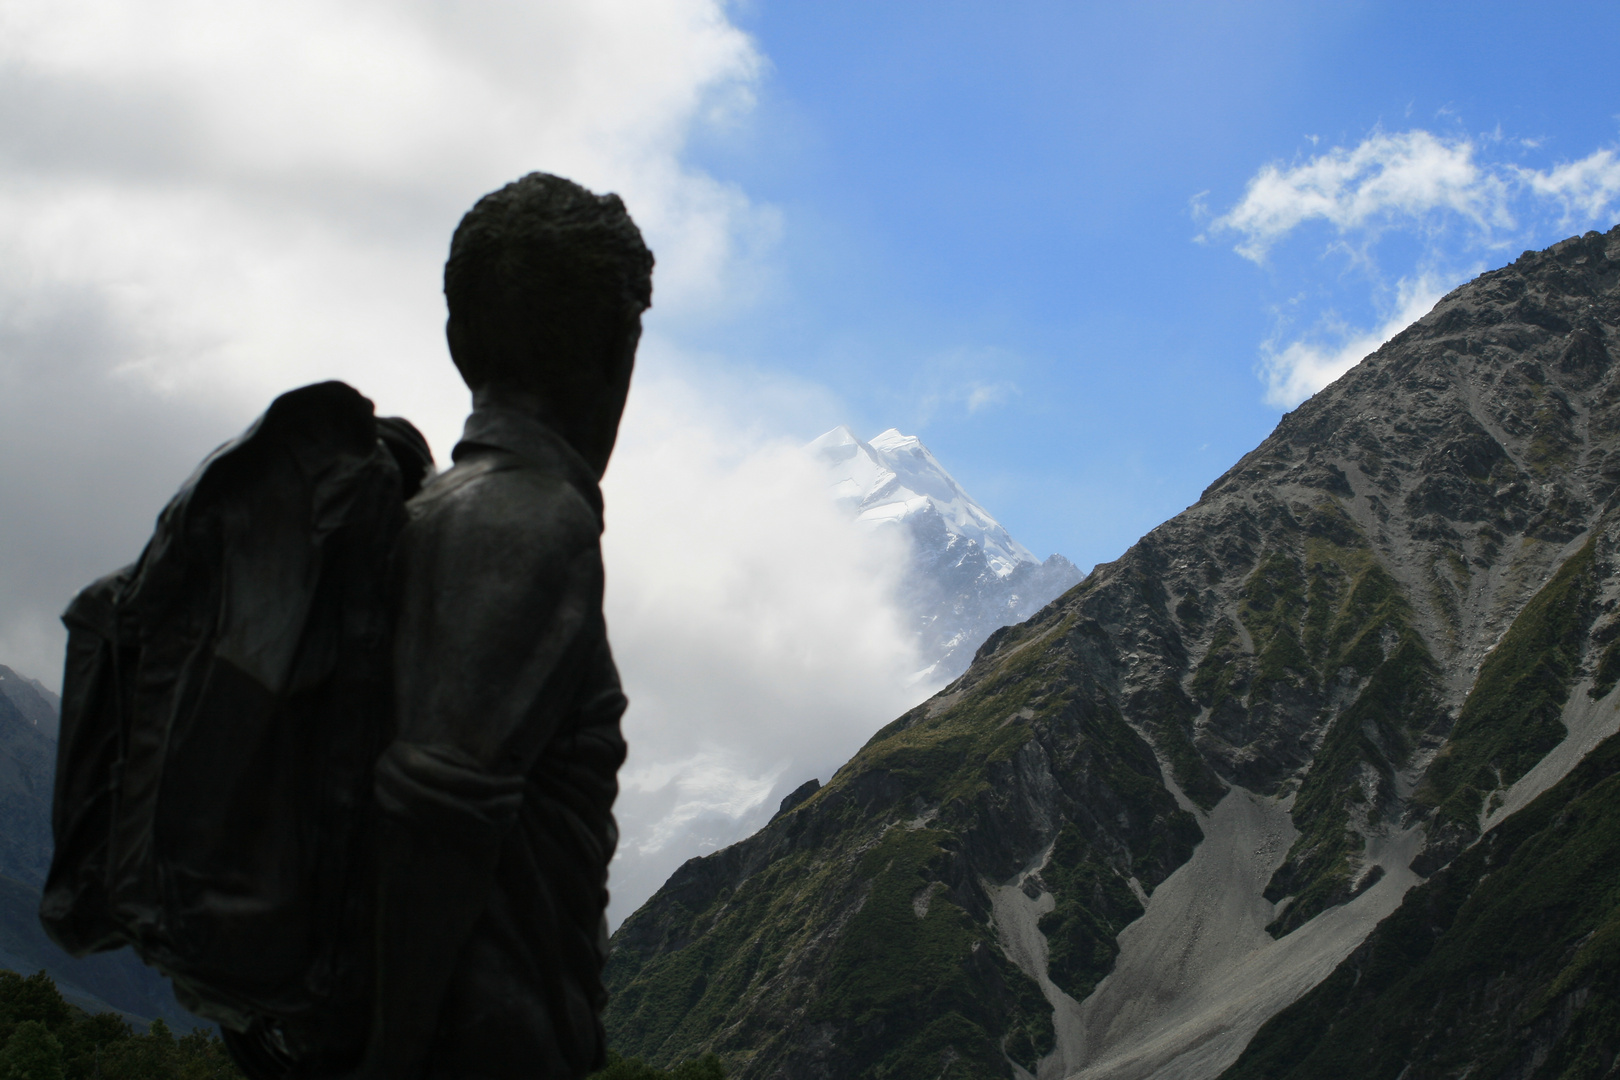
449,405,604,526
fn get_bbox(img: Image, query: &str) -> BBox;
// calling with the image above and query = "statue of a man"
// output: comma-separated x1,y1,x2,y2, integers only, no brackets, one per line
363,173,651,1079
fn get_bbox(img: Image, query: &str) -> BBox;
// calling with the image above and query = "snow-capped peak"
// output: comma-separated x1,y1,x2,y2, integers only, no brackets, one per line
806,425,1037,579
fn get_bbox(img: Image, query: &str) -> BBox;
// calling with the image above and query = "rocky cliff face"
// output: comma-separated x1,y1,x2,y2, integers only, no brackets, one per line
604,226,1620,1080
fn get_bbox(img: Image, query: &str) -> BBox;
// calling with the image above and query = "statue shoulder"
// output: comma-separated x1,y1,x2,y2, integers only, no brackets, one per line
403,451,601,558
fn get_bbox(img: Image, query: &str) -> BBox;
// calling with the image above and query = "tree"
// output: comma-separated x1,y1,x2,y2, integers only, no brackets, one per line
172,1028,240,1080
0,971,72,1046
0,1019,65,1080
57,1010,133,1078
98,1017,177,1080
0,968,242,1080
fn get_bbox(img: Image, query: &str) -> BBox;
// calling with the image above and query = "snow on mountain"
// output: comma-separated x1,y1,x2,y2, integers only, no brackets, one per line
809,426,1037,576
807,425,1083,684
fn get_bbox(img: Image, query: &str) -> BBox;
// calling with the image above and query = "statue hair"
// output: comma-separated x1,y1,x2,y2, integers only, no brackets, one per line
444,172,653,393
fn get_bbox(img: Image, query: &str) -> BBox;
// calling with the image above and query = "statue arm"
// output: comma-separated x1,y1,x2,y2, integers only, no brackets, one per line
359,471,604,1080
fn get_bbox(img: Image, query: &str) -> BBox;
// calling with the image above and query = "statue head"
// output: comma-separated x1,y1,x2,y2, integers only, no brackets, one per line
444,173,654,474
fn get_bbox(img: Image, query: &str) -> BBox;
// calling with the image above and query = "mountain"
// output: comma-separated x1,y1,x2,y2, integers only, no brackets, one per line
602,224,1620,1080
0,663,209,1029
0,671,57,891
808,426,1084,683
0,667,60,740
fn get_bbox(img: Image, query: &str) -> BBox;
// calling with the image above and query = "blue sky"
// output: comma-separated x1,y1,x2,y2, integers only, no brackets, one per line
663,1,1620,568
2,0,1618,919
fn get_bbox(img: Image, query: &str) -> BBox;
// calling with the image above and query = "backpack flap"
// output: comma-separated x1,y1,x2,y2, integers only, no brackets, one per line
40,567,136,956
48,382,408,1042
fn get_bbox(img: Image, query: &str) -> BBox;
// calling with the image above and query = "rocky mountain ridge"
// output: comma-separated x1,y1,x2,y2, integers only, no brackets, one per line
808,425,1083,683
603,225,1620,1079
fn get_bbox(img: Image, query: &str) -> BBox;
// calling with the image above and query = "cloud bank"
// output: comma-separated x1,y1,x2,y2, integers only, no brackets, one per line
0,1,920,921
1211,128,1620,407
602,364,930,925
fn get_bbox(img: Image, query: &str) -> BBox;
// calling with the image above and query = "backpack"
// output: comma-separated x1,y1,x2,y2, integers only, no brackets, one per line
41,381,429,1066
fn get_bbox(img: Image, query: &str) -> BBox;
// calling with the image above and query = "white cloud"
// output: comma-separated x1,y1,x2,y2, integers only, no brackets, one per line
0,0,771,457
0,0,768,659
1214,130,1620,410
1214,130,1511,261
910,346,1024,426
1259,276,1449,408
1214,130,1620,265
620,749,787,857
601,356,932,925
1520,149,1620,226
966,381,1017,413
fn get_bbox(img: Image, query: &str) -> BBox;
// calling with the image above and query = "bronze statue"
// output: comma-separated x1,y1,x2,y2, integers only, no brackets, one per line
363,173,651,1079
44,172,644,1080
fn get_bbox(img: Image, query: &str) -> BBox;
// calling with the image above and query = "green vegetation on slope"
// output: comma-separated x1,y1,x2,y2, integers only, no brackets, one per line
1138,675,1226,812
1240,548,1312,705
1525,388,1579,479
0,968,239,1080
1220,730,1620,1080
1264,550,1442,936
841,615,1068,810
813,826,1054,1078
589,1049,725,1080
1588,612,1620,699
605,814,1056,1080
1189,618,1240,712
1189,500,1442,937
606,609,1199,1080
1035,823,1143,1002
845,610,1200,891
1418,533,1600,834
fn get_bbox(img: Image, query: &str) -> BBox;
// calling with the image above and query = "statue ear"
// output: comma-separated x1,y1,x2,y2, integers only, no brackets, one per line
446,316,486,391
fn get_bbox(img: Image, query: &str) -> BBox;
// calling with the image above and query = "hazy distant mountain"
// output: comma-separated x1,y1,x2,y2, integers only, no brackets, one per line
808,425,1083,684
0,665,60,740
0,662,206,1028
604,226,1620,1079
0,669,56,891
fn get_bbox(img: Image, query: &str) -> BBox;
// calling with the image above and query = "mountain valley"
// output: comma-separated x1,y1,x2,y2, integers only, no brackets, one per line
4,226,1620,1077
603,225,1620,1080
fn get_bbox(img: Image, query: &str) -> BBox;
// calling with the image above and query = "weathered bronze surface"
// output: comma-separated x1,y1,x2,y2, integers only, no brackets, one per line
363,173,652,1080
